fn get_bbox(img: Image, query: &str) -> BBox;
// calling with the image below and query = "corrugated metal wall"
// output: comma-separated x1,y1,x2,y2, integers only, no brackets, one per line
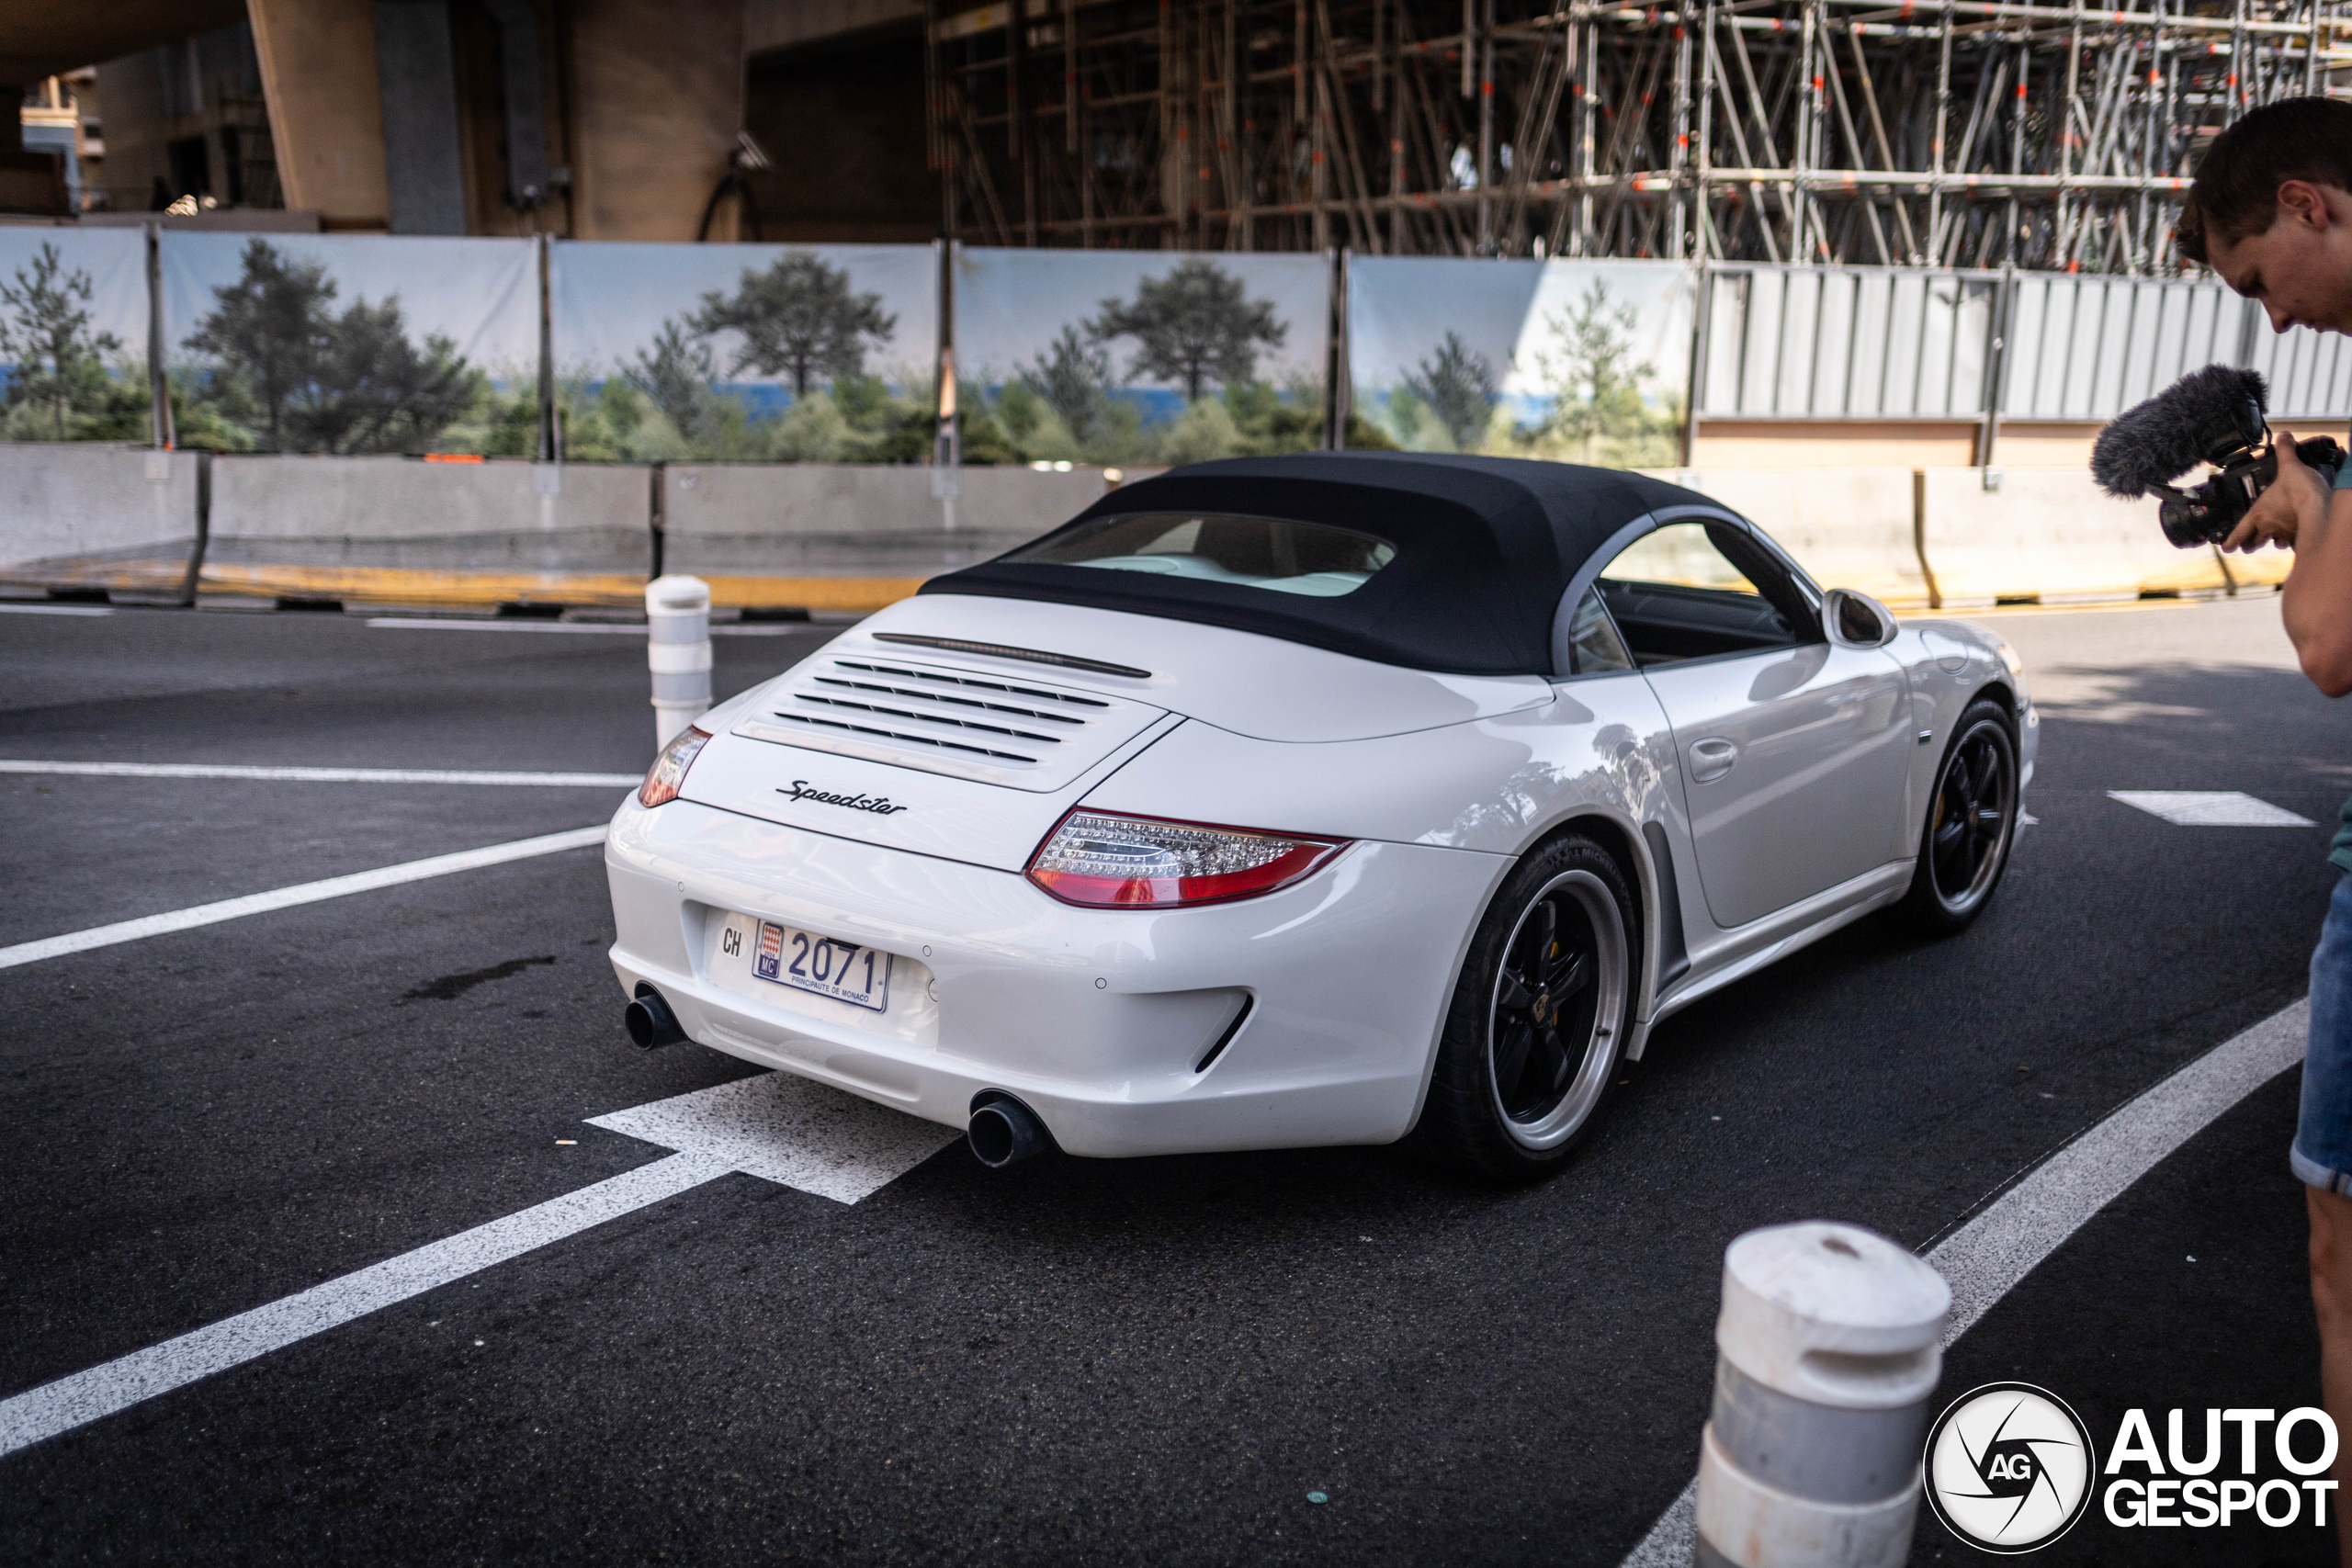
1698,265,2352,424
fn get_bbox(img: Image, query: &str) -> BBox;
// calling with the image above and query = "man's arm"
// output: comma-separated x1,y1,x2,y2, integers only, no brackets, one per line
2286,484,2352,696
2222,432,2352,695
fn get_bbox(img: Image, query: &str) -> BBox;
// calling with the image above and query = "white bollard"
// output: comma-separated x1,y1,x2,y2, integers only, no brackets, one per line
1694,1223,1951,1568
645,574,712,750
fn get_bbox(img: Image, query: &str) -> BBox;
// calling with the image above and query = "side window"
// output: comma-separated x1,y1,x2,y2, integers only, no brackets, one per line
1559,588,1634,676
1596,521,1815,667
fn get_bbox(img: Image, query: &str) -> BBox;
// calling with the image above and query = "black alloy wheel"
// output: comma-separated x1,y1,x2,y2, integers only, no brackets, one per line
1417,832,1635,1182
1900,697,2019,934
1492,890,1603,1123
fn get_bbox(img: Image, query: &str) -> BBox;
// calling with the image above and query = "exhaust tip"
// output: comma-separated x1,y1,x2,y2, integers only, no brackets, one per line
625,984,687,1049
968,1093,1052,1168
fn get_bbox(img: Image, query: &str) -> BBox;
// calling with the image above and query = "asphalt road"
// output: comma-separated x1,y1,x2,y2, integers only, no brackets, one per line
0,593,2341,1566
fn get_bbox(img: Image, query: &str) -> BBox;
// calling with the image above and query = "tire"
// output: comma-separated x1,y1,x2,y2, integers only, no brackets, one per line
1416,832,1638,1182
1898,697,2020,935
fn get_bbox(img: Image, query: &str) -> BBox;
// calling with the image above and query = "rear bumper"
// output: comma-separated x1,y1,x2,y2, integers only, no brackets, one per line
605,797,1509,1157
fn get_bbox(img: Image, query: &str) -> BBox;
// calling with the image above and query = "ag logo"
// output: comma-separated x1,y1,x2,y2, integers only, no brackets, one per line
1923,1382,2098,1552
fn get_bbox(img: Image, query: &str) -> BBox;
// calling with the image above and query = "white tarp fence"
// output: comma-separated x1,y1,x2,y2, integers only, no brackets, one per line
954,245,1331,465
158,232,538,457
0,227,154,443
549,241,939,463
1349,257,1695,464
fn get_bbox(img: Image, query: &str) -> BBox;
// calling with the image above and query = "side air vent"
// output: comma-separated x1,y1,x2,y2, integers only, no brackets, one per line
732,655,1169,791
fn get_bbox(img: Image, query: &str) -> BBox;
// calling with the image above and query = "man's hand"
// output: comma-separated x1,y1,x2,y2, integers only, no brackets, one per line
2223,428,2331,551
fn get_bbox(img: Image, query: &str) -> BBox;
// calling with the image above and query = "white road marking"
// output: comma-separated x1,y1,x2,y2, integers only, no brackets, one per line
0,1152,723,1459
365,618,813,637
0,760,640,787
2109,790,2315,827
1620,998,2311,1567
0,825,608,971
0,1071,956,1458
591,1071,962,1204
0,603,112,616
366,619,646,635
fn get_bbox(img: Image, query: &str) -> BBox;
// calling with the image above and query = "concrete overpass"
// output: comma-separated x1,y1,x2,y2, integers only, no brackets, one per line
4,1,934,240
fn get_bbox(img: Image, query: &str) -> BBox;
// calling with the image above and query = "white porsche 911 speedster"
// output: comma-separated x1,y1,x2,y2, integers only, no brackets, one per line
606,453,2034,1180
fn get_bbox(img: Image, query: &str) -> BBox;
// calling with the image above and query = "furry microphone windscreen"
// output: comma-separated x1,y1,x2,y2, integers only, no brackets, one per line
2090,364,2268,497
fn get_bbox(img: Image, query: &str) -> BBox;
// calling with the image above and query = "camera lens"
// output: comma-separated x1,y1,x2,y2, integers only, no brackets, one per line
2158,495,2216,549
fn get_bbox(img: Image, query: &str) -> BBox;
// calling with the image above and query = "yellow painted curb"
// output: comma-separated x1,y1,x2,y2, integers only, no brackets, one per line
693,575,928,612
195,566,660,607
189,566,933,612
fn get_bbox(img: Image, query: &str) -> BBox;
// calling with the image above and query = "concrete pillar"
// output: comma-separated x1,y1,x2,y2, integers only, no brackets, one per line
372,0,469,235
567,0,744,240
247,0,391,229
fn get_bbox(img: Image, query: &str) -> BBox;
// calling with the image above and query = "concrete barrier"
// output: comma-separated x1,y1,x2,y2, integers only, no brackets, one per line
198,456,654,607
6,446,2284,617
1918,467,2242,605
661,463,1108,611
1654,468,1932,610
0,444,202,600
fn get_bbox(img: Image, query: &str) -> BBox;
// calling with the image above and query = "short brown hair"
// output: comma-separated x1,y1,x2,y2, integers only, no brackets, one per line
2178,96,2352,264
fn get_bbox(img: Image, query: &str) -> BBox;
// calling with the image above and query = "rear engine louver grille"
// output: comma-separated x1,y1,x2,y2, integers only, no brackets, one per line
776,660,1104,762
733,654,1165,791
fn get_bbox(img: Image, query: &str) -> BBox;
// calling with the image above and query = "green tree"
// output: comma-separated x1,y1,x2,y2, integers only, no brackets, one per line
1018,324,1116,445
1530,280,1657,461
692,252,896,399
0,242,124,440
1087,259,1288,403
626,319,720,443
1404,331,1498,451
183,239,479,454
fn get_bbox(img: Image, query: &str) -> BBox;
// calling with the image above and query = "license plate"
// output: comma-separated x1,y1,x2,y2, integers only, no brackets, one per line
745,919,892,1012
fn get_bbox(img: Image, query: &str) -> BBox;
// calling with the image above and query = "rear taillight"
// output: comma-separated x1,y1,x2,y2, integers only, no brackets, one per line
1025,810,1346,908
639,727,710,807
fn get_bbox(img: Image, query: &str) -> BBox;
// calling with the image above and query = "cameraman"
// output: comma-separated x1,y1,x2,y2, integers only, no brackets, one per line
2180,95,2352,1558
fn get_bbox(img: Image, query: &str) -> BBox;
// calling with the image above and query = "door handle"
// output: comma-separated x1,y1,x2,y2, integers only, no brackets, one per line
1689,737,1739,784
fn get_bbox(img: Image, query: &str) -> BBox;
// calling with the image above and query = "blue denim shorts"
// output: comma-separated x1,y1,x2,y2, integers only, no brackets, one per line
2296,874,2352,1190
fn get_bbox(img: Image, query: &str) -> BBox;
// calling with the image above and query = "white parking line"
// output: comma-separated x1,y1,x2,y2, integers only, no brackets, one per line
0,603,112,616
364,618,814,637
1620,998,2311,1567
591,1071,963,1203
2109,790,2315,827
365,619,646,635
0,825,608,971
0,1152,723,1459
0,760,640,788
0,1072,958,1458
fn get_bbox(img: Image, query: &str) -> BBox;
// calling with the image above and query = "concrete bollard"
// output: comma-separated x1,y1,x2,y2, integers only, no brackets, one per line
1694,1223,1951,1568
645,574,712,749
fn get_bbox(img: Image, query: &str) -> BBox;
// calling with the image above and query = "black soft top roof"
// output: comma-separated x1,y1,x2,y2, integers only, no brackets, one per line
920,451,1722,676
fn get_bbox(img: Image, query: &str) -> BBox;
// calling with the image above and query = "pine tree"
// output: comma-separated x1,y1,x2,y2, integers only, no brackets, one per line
1018,325,1116,444
0,242,123,440
1532,280,1657,460
1404,331,1499,450
627,319,720,441
183,239,479,453
692,253,895,399
1088,259,1288,403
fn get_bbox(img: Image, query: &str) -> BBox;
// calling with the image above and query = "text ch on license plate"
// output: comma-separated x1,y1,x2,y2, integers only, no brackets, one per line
729,917,891,1011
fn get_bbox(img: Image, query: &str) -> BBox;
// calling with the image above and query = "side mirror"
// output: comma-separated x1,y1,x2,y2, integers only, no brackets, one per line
1823,587,1898,650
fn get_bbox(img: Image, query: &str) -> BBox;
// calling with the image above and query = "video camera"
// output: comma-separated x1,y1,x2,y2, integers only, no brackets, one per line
2089,364,2344,547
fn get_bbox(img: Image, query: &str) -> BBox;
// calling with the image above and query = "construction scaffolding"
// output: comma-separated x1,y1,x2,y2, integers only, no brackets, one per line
925,0,2352,272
